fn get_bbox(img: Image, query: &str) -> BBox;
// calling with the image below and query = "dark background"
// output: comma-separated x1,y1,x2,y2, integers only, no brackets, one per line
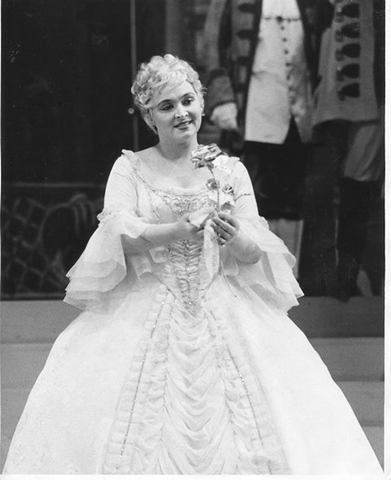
2,0,167,297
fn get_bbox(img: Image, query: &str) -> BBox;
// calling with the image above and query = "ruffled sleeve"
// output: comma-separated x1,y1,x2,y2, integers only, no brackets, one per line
223,161,304,313
64,152,157,313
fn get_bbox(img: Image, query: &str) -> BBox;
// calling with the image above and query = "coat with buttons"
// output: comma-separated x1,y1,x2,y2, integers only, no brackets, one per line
202,0,322,146
312,0,381,126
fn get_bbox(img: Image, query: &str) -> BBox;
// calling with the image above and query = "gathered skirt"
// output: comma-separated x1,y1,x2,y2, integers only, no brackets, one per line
3,275,383,475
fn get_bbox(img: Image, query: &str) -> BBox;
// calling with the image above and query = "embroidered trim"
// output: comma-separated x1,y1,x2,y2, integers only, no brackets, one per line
208,308,290,474
166,240,204,315
102,286,170,474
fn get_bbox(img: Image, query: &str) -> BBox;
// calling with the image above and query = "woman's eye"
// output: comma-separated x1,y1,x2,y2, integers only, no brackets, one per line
160,104,173,111
183,97,194,106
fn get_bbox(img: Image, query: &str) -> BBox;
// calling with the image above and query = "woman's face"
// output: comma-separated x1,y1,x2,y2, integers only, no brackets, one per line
149,80,202,143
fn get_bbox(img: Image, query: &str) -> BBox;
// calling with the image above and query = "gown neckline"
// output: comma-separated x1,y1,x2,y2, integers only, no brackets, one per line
123,150,211,196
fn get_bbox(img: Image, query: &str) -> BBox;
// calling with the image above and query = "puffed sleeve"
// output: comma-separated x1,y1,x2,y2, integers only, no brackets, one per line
64,152,156,313
223,162,304,313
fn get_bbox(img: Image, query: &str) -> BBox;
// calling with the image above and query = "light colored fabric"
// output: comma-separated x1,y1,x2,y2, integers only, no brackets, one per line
343,115,384,182
3,150,383,475
312,0,379,126
245,0,313,144
268,218,304,278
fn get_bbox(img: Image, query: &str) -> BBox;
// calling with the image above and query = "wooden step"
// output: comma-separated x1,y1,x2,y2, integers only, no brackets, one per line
310,337,384,381
1,300,79,344
1,343,51,390
290,296,384,337
1,387,30,471
337,381,384,426
363,426,384,468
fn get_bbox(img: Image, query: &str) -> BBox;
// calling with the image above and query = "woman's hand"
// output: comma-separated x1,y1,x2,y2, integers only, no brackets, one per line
212,212,261,263
142,215,204,248
211,212,240,246
176,214,205,242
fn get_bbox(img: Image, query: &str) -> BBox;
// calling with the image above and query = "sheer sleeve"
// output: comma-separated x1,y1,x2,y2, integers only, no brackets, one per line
223,162,304,313
64,153,157,313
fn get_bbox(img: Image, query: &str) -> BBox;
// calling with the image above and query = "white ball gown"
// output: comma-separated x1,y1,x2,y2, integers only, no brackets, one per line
3,150,383,475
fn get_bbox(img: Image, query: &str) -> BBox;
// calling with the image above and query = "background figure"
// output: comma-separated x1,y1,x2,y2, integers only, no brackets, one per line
202,0,320,275
337,119,383,300
312,0,384,300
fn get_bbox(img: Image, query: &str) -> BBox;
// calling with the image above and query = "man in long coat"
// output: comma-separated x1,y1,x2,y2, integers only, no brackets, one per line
202,0,325,274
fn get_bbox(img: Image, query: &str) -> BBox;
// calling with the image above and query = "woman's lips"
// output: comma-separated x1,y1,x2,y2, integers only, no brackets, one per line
175,120,192,129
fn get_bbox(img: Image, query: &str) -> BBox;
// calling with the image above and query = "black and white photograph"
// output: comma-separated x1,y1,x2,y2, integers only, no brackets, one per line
1,0,387,475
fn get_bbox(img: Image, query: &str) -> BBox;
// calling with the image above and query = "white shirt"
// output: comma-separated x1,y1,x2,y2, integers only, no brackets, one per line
245,0,313,144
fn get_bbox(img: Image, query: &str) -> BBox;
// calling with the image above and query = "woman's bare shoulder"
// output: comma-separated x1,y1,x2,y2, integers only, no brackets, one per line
132,146,157,162
119,147,158,169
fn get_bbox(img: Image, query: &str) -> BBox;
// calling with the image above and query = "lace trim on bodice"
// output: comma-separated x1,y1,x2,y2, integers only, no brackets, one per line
136,173,212,217
165,240,205,315
149,187,212,217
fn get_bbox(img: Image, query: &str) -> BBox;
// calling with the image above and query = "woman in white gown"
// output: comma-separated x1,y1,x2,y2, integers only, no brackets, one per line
3,54,383,475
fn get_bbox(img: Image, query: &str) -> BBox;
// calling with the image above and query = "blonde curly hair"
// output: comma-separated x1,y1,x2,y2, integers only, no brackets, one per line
131,54,205,133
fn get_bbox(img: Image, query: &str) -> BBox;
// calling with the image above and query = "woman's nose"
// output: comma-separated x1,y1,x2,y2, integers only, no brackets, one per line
175,104,188,118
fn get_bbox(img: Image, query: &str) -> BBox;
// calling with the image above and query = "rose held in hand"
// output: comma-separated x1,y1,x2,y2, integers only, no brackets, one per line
189,144,236,244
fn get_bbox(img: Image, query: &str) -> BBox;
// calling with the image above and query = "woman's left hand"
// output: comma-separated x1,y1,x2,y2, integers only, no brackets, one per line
211,212,240,246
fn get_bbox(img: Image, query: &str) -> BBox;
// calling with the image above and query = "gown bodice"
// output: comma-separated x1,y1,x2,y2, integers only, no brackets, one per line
129,167,221,315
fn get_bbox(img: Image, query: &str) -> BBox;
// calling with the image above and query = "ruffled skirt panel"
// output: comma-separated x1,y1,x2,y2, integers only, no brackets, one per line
3,276,383,475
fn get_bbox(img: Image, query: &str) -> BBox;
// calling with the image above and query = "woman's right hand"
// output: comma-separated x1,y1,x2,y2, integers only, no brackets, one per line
176,214,204,242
